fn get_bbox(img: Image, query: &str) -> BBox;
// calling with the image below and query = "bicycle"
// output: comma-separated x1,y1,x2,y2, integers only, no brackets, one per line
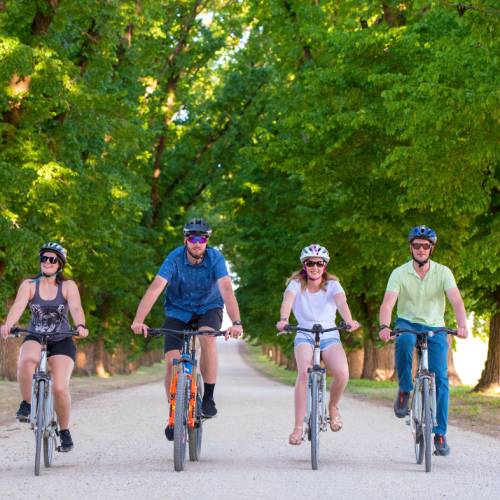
148,326,225,472
390,327,457,473
8,327,79,476
279,321,351,470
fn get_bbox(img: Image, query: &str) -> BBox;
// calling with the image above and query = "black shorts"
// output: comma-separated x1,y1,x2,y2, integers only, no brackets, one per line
163,308,223,353
23,335,76,362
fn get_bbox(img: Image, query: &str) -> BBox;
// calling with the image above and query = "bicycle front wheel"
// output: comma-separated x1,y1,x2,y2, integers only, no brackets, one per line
422,378,432,473
173,372,188,472
43,387,56,467
34,380,45,476
410,388,424,464
310,375,320,470
188,373,203,462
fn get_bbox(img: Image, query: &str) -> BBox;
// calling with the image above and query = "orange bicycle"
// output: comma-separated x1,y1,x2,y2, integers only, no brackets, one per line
148,326,224,471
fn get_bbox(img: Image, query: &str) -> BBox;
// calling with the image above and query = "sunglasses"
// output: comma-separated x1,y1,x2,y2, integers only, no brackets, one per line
40,255,59,264
187,235,208,244
411,242,431,250
305,260,325,268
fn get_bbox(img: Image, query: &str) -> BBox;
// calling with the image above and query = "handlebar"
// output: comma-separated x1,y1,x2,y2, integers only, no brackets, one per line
9,327,80,338
389,327,457,340
146,327,226,338
278,321,351,336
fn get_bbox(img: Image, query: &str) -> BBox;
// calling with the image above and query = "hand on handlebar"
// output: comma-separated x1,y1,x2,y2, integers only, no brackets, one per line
456,326,468,339
131,321,149,337
379,327,392,342
76,325,89,338
0,323,12,339
275,320,288,332
225,324,243,340
346,320,361,332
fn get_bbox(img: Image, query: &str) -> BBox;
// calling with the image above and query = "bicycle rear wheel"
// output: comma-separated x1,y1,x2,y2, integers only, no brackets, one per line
43,388,56,467
188,373,203,462
173,372,188,472
422,378,432,472
310,375,320,470
34,380,45,476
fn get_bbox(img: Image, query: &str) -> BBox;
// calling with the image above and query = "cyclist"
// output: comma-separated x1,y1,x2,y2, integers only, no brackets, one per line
0,242,89,452
131,218,243,440
379,225,468,456
276,244,360,445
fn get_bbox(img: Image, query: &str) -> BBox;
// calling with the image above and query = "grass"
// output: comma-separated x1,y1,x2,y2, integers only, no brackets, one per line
243,344,500,439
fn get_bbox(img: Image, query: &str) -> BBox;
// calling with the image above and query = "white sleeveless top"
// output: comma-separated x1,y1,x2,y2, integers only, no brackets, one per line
285,279,345,341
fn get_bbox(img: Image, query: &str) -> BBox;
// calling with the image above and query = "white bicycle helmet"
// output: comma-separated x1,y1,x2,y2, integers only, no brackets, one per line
300,244,330,264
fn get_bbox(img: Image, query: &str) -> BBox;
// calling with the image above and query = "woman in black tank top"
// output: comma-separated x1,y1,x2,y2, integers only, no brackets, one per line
0,242,89,452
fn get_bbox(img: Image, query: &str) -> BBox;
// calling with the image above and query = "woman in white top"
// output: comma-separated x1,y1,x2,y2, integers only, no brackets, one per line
276,244,360,445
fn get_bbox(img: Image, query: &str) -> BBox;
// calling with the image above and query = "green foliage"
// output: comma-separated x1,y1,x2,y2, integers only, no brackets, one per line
0,1,498,366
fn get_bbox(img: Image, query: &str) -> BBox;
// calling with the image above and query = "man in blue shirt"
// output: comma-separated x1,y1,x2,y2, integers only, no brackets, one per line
131,218,243,439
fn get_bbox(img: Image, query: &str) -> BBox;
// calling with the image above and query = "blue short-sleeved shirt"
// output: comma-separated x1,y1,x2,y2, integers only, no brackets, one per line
157,246,229,322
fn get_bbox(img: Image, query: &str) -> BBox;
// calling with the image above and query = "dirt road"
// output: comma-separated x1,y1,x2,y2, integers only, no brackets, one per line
0,340,498,499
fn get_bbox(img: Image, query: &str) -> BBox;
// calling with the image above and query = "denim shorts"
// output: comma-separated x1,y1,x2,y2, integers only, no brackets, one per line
294,336,341,351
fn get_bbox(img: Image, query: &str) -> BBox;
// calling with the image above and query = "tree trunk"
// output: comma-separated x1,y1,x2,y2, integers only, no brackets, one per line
447,336,462,386
474,311,500,393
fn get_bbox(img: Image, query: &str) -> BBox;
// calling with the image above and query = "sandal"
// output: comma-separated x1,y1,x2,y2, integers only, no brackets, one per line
329,406,343,432
288,427,303,445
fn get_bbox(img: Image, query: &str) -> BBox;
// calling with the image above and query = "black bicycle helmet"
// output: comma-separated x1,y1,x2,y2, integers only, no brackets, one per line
183,218,212,237
39,242,67,268
407,225,437,245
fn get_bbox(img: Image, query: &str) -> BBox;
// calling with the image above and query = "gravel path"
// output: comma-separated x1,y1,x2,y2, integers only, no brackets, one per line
0,340,498,500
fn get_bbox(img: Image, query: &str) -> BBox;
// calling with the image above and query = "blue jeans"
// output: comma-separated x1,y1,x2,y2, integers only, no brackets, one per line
394,318,449,435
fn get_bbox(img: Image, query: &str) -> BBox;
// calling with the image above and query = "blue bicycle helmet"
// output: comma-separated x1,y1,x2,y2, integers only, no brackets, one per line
407,225,437,245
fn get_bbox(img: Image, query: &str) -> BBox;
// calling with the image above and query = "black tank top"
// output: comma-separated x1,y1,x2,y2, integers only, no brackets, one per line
28,279,71,342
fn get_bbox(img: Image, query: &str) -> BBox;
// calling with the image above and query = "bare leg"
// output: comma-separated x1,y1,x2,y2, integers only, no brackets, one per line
293,344,314,430
48,355,74,429
321,344,349,430
164,350,181,401
17,341,41,402
197,330,217,384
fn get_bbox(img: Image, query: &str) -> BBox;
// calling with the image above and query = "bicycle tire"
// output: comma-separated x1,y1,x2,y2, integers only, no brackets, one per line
410,387,424,464
43,386,56,467
34,380,45,476
188,373,203,462
422,378,432,472
310,374,320,470
173,372,188,472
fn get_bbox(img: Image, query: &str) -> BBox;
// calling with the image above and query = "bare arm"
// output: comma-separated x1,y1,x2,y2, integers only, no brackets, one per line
276,290,295,331
66,281,89,338
218,276,243,338
334,292,360,331
379,290,399,341
131,275,168,336
445,287,468,338
0,280,32,338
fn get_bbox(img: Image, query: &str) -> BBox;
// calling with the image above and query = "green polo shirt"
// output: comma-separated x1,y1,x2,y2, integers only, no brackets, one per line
386,260,457,327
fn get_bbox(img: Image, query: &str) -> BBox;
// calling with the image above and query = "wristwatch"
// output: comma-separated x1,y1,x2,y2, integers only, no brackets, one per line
379,324,390,331
232,320,243,326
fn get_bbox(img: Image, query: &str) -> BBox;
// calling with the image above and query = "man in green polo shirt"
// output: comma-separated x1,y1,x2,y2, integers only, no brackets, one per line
379,225,468,456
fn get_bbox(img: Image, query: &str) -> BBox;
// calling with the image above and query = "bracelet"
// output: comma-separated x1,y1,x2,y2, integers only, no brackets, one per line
76,324,87,329
232,320,243,326
379,324,390,331
280,318,288,322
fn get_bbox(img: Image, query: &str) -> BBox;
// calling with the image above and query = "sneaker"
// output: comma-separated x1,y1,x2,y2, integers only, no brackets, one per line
201,399,217,418
393,391,410,418
16,400,31,422
434,434,450,456
164,425,174,441
59,429,74,452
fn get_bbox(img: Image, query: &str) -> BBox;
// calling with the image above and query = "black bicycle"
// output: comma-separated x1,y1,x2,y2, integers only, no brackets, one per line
9,327,79,476
390,327,456,473
279,321,351,470
148,326,225,472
